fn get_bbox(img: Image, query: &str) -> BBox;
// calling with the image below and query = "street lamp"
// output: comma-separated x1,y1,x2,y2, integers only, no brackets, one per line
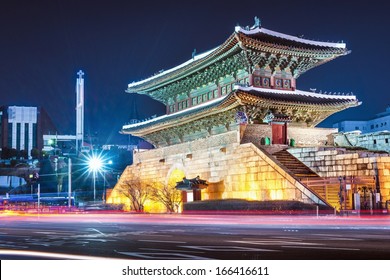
338,176,344,213
88,156,103,201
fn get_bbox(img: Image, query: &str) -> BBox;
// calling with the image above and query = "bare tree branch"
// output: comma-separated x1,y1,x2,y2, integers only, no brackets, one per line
117,178,151,212
150,182,182,213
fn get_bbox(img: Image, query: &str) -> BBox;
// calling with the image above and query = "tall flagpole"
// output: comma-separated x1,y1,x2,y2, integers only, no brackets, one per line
76,70,84,154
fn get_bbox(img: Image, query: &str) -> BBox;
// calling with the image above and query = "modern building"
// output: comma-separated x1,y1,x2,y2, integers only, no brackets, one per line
108,19,390,213
333,106,390,133
331,106,390,152
0,106,57,156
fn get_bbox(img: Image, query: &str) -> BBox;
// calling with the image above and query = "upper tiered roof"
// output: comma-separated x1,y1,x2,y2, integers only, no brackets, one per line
122,20,357,147
127,21,349,102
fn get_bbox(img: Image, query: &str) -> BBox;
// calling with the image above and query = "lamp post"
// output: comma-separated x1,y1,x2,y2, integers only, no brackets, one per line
338,176,344,214
88,156,103,201
68,157,72,208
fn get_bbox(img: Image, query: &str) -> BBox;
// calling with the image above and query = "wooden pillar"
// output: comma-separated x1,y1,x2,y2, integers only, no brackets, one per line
193,189,202,201
181,191,188,203
248,74,253,86
291,78,296,90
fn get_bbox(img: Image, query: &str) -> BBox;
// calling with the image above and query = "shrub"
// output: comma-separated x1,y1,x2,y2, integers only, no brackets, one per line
183,199,333,215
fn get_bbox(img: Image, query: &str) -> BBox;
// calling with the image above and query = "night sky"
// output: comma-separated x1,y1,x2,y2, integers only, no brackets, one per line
1,0,389,144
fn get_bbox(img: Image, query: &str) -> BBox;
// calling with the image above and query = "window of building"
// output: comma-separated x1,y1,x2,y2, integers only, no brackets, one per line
16,123,21,150
373,139,377,145
371,124,374,129
275,78,282,88
355,126,359,130
283,79,291,89
192,97,197,106
197,96,202,103
24,123,29,151
0,113,2,148
202,93,207,102
222,86,227,95
386,139,389,144
213,89,219,98
208,91,213,100
32,123,37,149
227,84,232,94
182,100,188,109
254,76,261,87
8,123,12,147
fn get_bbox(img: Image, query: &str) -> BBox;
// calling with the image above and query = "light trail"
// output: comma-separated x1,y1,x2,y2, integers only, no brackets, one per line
1,212,389,229
0,249,125,260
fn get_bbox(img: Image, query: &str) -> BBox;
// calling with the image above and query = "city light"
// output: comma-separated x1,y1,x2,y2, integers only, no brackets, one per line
87,154,105,201
88,156,103,172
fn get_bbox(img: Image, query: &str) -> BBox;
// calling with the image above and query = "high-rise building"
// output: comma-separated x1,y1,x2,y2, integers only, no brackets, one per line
0,106,57,156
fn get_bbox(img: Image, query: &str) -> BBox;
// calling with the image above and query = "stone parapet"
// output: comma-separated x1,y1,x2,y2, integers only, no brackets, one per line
241,124,337,147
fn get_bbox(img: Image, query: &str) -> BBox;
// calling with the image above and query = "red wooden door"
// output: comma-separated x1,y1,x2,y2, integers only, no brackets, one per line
271,123,287,144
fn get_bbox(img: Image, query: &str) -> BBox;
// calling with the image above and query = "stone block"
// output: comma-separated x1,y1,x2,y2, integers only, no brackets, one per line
246,161,258,168
378,157,390,163
304,156,315,162
357,163,368,170
335,154,347,160
249,167,260,173
344,159,352,165
324,155,334,161
346,165,357,171
246,173,257,182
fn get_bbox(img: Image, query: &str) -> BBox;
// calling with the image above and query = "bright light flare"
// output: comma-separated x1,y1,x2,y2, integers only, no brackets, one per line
88,156,103,172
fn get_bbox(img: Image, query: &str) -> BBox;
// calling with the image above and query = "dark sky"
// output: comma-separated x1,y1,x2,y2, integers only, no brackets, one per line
1,0,389,144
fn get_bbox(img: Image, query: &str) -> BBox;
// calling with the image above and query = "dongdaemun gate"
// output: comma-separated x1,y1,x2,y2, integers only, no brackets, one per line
107,19,390,213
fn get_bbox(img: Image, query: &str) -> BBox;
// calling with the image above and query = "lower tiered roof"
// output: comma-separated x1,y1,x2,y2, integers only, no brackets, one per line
122,85,360,146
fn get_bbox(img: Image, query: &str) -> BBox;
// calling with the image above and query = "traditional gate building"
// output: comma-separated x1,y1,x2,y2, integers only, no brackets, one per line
107,19,389,212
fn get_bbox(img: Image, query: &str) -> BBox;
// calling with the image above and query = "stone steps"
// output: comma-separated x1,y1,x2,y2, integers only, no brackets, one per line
272,149,340,207
307,184,343,209
273,149,319,178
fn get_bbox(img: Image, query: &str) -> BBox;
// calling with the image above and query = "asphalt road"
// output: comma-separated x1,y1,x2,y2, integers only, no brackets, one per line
1,213,389,260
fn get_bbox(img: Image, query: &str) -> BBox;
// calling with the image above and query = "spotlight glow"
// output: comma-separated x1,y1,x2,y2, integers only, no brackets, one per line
88,156,103,172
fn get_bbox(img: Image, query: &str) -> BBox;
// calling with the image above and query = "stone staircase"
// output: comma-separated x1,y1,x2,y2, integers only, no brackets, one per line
272,149,319,178
299,179,343,210
252,144,338,209
271,149,344,209
272,149,340,208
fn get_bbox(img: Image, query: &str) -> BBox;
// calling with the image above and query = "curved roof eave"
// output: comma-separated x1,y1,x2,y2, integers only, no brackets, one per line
126,34,238,92
122,86,359,135
126,25,349,94
235,26,347,49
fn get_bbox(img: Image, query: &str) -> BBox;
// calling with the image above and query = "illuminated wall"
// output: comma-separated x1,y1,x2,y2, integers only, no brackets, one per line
107,130,324,212
289,147,390,205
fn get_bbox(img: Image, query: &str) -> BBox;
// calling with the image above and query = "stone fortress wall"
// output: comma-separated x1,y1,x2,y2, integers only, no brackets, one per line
107,129,325,212
288,147,390,203
107,124,390,212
